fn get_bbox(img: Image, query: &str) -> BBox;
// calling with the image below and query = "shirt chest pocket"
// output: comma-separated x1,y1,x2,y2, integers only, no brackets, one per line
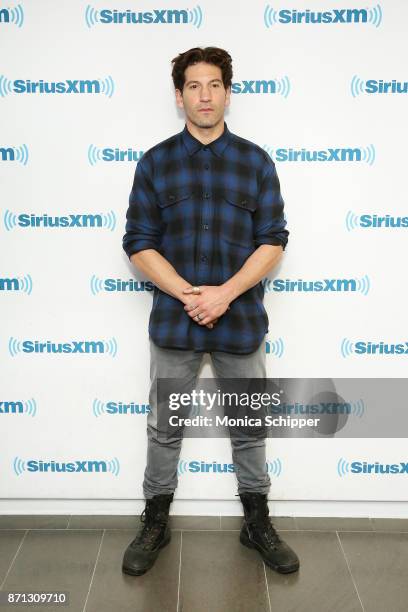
220,190,257,248
157,188,193,238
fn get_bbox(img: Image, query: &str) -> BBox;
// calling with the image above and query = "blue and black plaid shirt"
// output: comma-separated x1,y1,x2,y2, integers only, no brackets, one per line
122,121,289,354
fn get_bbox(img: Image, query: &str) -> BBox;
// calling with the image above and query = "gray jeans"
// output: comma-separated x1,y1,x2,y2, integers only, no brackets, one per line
143,337,271,499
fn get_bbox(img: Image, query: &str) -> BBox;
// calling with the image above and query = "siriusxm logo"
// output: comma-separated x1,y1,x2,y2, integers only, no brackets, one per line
93,399,150,416
0,5,24,27
275,400,364,417
262,275,370,295
8,337,118,357
85,5,203,28
0,399,37,416
265,338,284,358
264,5,382,27
351,76,408,97
346,211,408,231
338,458,408,477
341,338,408,358
4,210,116,231
0,75,115,98
0,145,29,165
232,77,290,98
88,145,144,165
13,456,120,476
0,275,32,294
90,276,154,294
177,459,282,475
263,144,375,165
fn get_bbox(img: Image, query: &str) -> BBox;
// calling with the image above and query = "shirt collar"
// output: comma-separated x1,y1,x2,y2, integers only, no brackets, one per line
181,121,231,158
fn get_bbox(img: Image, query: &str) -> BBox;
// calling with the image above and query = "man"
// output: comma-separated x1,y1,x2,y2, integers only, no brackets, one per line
121,47,299,576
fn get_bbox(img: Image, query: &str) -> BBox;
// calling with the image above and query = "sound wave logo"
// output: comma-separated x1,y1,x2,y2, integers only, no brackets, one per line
351,399,365,418
340,338,354,358
4,210,17,230
0,144,29,165
85,4,100,27
93,398,106,416
88,144,103,166
177,459,190,475
337,457,350,477
90,275,104,295
361,144,375,165
0,75,13,97
104,337,118,357
265,338,284,358
102,210,116,231
355,274,370,295
264,5,382,27
107,457,120,476
188,5,202,28
266,458,282,476
8,337,23,357
368,4,382,27
0,75,115,97
25,398,37,416
17,274,33,294
98,76,115,98
0,5,24,27
13,456,26,476
0,274,33,294
346,210,360,231
351,75,365,97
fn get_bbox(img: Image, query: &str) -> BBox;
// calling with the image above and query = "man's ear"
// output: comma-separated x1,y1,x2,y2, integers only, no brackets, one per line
225,86,231,108
175,88,184,109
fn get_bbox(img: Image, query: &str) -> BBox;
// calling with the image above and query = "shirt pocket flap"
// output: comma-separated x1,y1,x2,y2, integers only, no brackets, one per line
223,191,257,212
157,189,191,208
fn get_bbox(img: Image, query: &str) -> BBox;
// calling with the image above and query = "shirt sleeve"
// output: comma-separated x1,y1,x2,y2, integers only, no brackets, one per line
122,152,163,259
253,154,289,250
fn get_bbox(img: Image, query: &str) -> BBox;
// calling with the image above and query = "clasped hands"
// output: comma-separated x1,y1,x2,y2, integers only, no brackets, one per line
182,285,232,330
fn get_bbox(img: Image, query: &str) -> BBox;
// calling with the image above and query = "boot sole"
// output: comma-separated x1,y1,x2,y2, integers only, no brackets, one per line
122,533,171,576
240,530,299,574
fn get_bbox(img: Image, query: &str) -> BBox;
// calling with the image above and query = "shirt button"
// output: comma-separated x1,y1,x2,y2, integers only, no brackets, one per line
204,163,210,170
241,199,247,207
204,192,210,199
203,224,209,230
201,255,208,263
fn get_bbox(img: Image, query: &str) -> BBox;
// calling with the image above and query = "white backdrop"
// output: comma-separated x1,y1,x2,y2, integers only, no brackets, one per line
1,0,407,514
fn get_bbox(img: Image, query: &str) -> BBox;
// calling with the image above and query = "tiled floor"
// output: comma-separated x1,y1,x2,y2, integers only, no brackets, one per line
1,515,408,612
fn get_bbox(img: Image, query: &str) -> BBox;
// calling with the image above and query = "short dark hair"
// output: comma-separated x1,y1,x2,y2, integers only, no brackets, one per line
171,46,233,92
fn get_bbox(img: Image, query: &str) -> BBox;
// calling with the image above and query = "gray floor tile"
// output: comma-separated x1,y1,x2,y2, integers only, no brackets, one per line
221,515,296,531
68,515,140,530
170,515,220,530
0,531,27,586
85,529,181,612
0,515,70,530
264,531,362,612
179,531,269,612
371,517,408,532
338,531,408,612
0,529,103,611
295,516,373,531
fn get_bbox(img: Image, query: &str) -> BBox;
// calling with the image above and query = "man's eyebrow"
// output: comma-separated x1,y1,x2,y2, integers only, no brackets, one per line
184,78,223,86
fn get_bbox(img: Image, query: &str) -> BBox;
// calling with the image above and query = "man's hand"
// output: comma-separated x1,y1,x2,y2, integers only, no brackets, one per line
182,285,232,326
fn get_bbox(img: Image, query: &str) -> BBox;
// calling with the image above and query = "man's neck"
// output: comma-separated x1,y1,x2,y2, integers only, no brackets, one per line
185,118,225,145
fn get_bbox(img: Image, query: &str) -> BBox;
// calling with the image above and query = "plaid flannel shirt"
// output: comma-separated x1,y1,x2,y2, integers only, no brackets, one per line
122,122,289,354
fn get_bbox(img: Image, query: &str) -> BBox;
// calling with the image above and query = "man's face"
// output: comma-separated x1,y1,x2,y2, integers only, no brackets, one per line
175,61,231,129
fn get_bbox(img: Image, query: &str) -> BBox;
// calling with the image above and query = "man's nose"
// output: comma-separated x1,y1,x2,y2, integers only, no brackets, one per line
200,86,211,101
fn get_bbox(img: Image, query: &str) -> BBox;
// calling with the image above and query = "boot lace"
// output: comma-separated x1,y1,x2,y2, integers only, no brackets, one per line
132,507,168,551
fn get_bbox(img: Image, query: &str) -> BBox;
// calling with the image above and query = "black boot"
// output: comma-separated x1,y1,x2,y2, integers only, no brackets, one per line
122,493,174,576
239,492,300,574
